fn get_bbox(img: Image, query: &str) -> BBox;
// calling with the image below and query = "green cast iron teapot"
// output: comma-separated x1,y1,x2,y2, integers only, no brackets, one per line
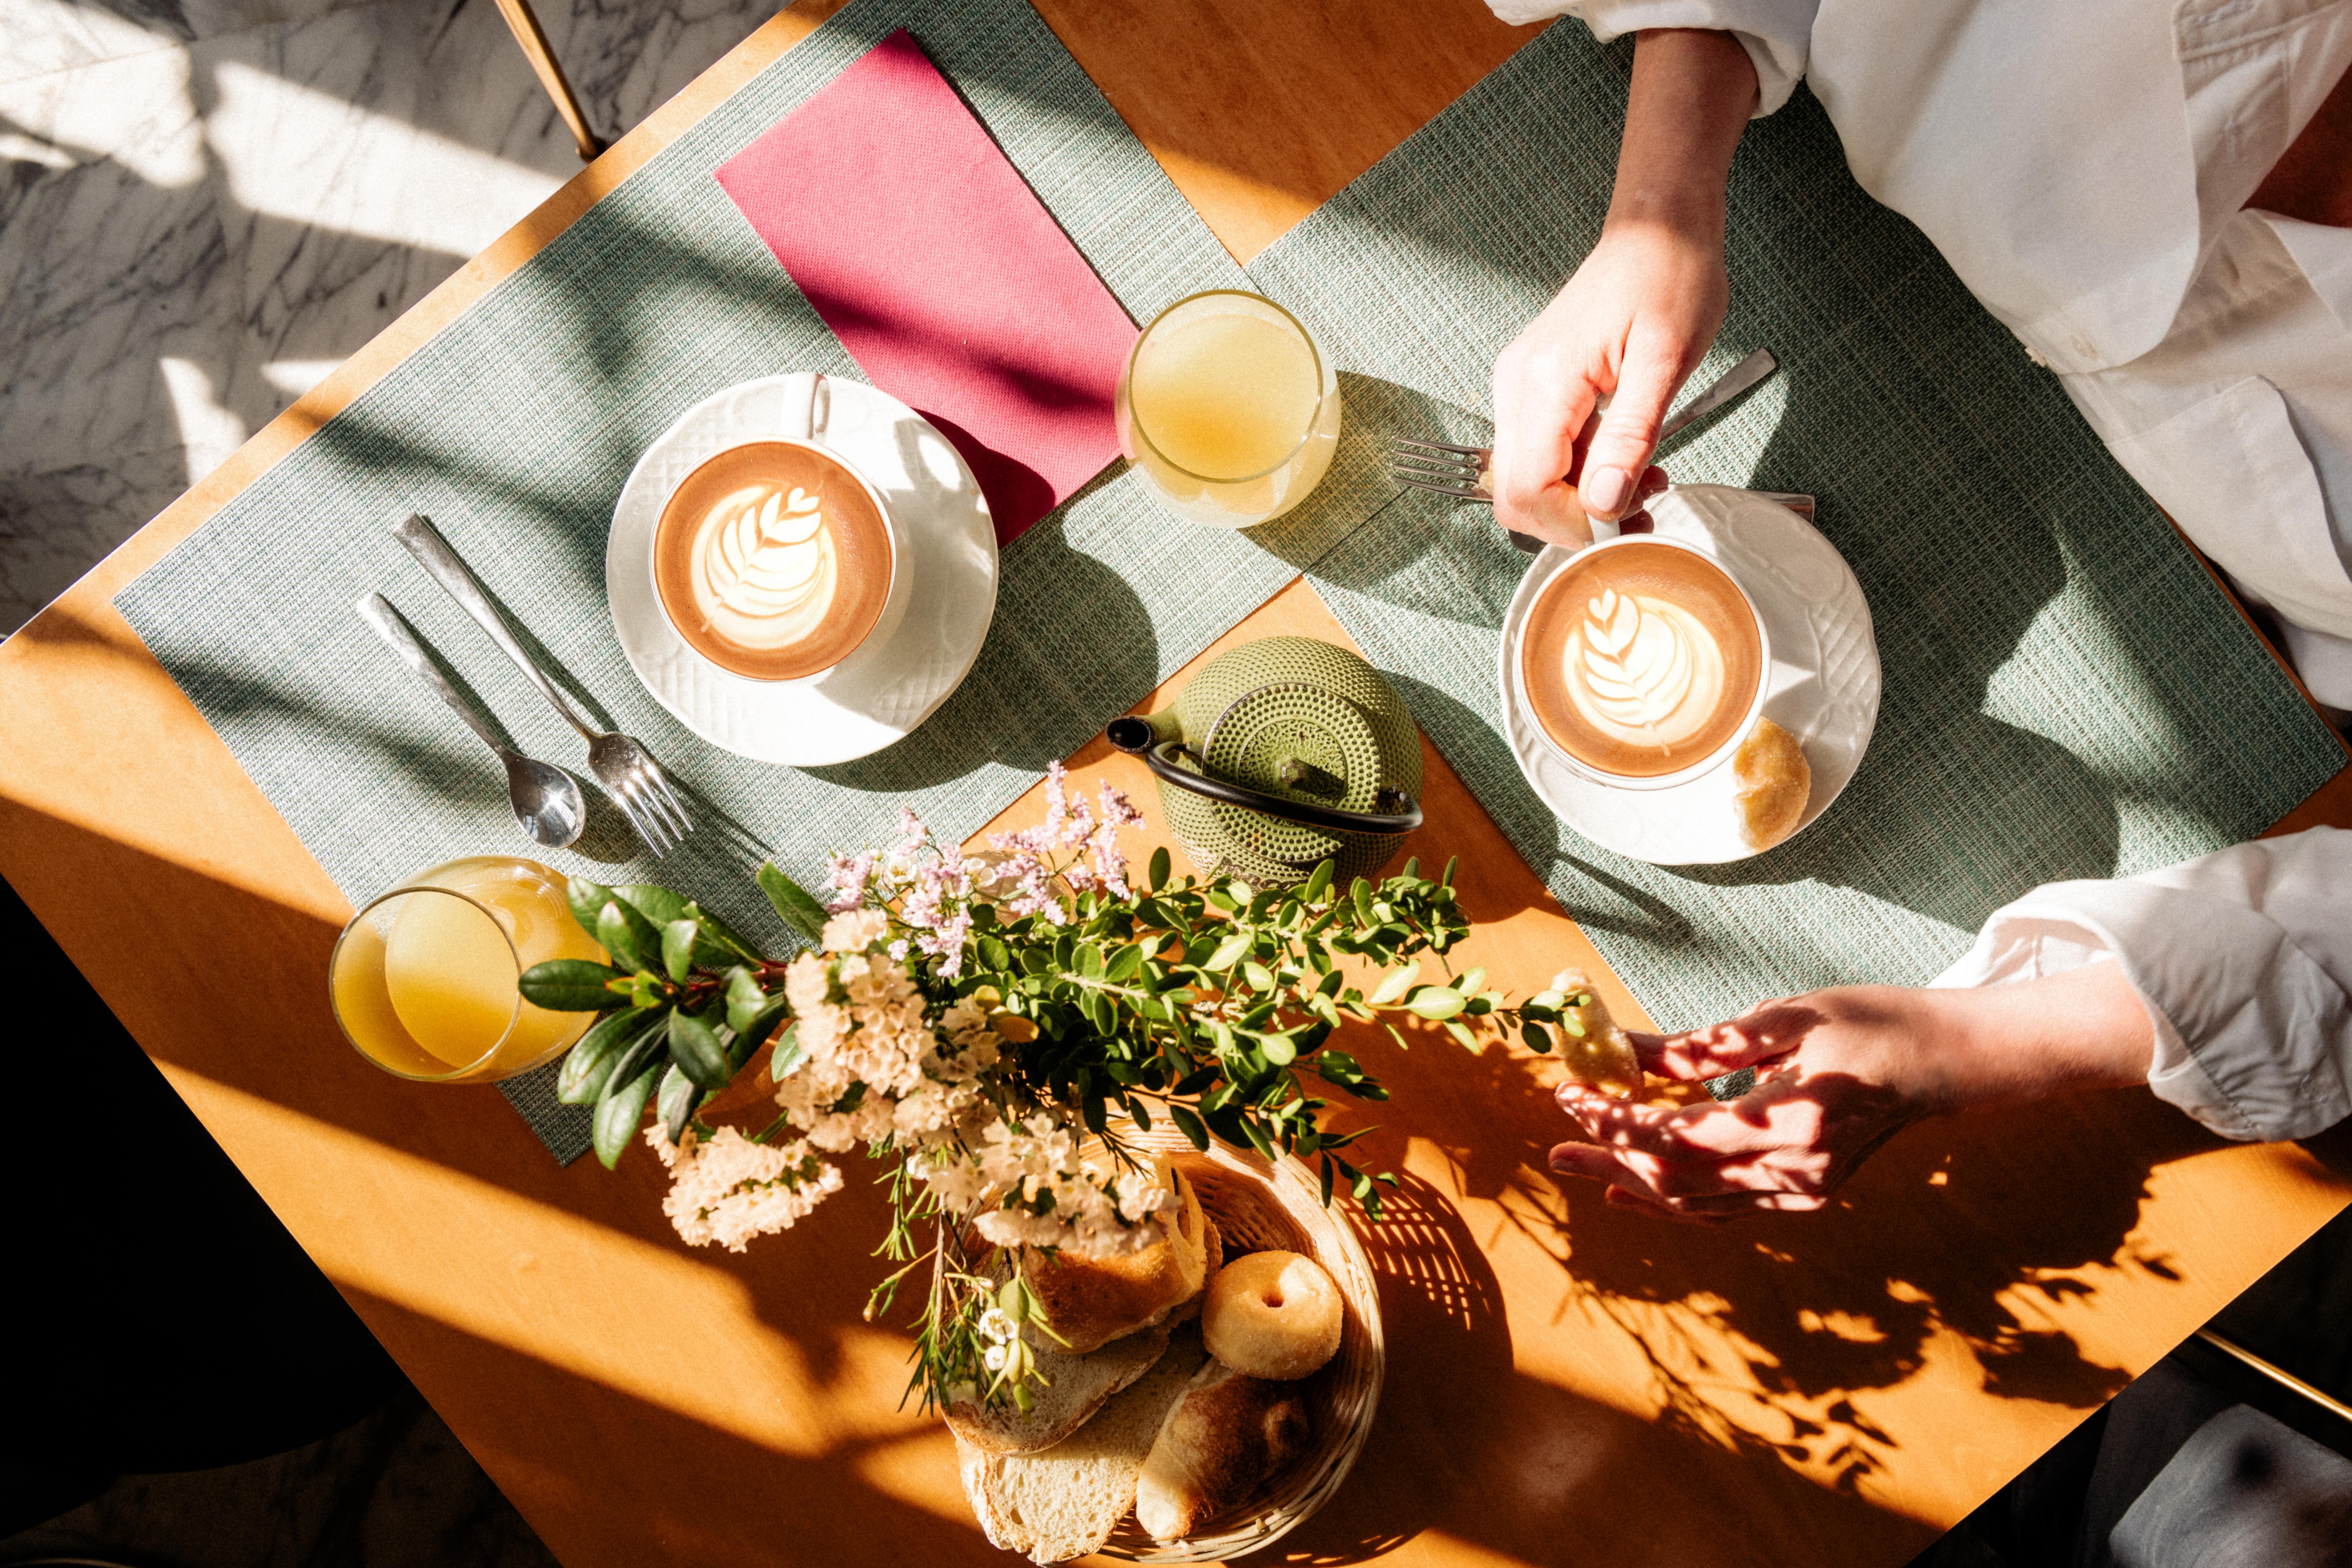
1105,636,1423,890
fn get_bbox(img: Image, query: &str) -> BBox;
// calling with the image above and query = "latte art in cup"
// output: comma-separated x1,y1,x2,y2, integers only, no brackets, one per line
698,483,835,646
653,441,893,682
1520,539,1765,782
1565,587,1731,756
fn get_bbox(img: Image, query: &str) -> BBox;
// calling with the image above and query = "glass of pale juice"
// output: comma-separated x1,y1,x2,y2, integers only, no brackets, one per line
329,856,607,1083
1115,290,1341,527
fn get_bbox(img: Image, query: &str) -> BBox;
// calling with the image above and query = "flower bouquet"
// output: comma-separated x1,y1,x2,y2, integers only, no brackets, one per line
519,763,1613,1415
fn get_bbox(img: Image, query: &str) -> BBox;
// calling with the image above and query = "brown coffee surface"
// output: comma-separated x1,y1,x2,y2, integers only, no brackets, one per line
1520,540,1762,778
653,441,893,681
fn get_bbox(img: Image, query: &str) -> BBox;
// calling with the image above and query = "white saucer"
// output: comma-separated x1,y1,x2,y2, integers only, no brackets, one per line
1498,485,1881,865
607,374,999,767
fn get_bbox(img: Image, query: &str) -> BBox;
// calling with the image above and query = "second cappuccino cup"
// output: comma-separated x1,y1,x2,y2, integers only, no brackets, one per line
652,439,900,684
1516,535,1770,791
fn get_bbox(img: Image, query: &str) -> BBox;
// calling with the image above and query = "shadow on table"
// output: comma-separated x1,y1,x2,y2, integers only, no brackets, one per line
1418,1029,2215,1496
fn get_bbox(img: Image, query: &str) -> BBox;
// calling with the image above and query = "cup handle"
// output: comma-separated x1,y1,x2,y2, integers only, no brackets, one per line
779,371,830,444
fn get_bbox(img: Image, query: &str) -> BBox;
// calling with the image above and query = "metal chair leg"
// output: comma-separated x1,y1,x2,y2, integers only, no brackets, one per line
489,0,606,162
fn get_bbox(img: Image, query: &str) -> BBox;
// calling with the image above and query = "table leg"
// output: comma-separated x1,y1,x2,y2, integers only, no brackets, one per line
489,0,607,163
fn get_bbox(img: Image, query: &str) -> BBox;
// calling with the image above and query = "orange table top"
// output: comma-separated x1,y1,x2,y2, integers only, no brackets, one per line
3,4,2348,1565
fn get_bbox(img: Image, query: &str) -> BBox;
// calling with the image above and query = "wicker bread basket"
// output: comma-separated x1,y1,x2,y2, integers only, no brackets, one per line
1095,1125,1385,1561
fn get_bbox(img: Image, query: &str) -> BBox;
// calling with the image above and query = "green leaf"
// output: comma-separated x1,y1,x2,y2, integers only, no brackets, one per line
593,1062,660,1169
1522,1020,1554,1054
657,1062,698,1145
1441,855,1458,889
1443,1018,1477,1049
1240,1114,1279,1160
519,958,633,1011
555,1009,641,1104
1206,932,1251,971
1148,847,1171,892
684,901,761,965
1260,1031,1298,1068
1369,963,1420,1006
1457,967,1488,998
757,861,829,945
1128,1098,1153,1133
667,1009,732,1091
1407,987,1465,1021
1304,859,1334,902
565,876,617,940
661,918,699,983
769,1020,807,1080
1241,961,1274,993
1319,1155,1336,1206
1105,943,1145,982
595,899,660,974
612,885,690,926
979,936,1013,973
1079,942,1105,977
1169,1103,1211,1151
1351,879,1374,926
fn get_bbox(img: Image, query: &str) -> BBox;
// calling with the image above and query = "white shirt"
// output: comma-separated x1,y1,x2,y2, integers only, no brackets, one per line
1492,0,2352,703
1493,0,2352,1138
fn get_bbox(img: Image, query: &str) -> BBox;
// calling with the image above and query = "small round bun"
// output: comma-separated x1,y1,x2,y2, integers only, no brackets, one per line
1202,1250,1344,1381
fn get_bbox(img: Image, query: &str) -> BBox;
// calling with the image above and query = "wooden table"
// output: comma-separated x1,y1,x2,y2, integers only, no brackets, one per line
5,4,2349,1564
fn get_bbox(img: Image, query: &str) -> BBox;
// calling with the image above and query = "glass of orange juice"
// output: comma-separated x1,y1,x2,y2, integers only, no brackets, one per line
1115,290,1341,527
329,856,606,1082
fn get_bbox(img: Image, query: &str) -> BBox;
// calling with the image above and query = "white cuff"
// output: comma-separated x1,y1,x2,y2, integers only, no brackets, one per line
1488,0,1815,117
1933,853,2352,1143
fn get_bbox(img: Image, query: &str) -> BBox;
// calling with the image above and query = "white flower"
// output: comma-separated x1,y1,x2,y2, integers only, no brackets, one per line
822,907,890,953
645,1126,844,1252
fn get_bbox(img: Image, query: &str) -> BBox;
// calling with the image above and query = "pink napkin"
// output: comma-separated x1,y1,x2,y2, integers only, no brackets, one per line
716,30,1140,545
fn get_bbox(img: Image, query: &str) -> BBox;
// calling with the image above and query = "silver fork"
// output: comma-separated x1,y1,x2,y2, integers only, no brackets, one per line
394,514,693,856
1392,348,1805,545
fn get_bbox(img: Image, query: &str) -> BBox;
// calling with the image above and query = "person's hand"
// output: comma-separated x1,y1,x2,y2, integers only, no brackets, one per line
1547,966,2156,1223
1490,220,1722,548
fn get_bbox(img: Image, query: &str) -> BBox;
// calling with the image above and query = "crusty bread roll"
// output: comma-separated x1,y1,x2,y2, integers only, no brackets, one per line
1135,1360,1311,1542
945,1318,1174,1456
1202,1250,1342,1380
1021,1160,1208,1354
957,1326,1213,1564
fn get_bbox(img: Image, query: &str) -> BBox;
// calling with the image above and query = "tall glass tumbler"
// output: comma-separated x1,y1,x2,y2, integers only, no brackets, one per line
329,855,606,1083
1115,290,1342,527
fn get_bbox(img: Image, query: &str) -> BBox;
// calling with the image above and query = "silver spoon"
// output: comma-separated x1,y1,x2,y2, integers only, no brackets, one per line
356,592,586,849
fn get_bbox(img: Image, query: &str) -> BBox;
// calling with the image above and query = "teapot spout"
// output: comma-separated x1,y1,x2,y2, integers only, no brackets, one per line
1105,708,1183,754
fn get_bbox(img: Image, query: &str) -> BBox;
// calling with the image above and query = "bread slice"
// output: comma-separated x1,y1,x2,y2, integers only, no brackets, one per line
1022,1161,1209,1353
1168,1211,1223,1328
958,1325,1213,1563
1135,1359,1311,1542
944,1316,1174,1456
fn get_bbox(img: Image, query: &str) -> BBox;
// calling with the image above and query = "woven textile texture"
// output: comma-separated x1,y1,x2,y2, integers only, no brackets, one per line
112,0,1297,1160
116,6,2345,1159
1247,23,2347,1030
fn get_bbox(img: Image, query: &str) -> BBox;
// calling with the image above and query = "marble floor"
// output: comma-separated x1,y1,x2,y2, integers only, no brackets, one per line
0,0,784,633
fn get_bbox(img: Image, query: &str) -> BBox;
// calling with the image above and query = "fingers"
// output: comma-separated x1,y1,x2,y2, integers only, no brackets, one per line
1491,348,1600,545
1625,998,1821,1081
1578,330,1683,522
1550,1141,1831,1223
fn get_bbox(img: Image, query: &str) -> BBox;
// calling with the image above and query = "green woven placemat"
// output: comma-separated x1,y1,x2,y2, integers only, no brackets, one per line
1245,24,2346,1030
117,8,2344,1167
111,0,1355,1162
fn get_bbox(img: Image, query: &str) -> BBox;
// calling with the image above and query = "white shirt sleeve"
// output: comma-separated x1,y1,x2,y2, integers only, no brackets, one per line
1932,827,2352,1143
1483,0,1818,117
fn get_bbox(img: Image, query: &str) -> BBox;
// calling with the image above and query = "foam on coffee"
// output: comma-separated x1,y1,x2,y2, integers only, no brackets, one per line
654,442,892,681
1520,539,1762,779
